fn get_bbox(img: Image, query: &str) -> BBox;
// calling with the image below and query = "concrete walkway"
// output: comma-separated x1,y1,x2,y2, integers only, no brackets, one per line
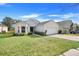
60,48,79,56
50,34,79,41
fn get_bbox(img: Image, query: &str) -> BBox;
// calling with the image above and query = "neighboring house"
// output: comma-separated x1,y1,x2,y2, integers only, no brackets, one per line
15,18,73,35
70,23,79,34
15,18,40,34
57,20,73,34
0,24,8,33
35,20,59,35
73,23,79,31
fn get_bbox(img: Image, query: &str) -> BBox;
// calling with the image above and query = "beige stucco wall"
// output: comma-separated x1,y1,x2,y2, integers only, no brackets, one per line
15,22,30,34
35,21,59,35
44,21,59,35
35,24,44,32
0,27,8,32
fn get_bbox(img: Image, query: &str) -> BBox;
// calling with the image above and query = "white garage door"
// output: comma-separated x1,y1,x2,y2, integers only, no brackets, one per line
46,28,57,35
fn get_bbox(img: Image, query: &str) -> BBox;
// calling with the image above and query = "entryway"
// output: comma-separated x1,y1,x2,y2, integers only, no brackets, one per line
30,27,34,33
21,26,25,33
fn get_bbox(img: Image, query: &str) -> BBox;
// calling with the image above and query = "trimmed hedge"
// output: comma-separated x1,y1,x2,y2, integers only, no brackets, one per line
0,31,6,34
0,33,13,38
13,33,26,36
27,32,32,35
35,31,46,36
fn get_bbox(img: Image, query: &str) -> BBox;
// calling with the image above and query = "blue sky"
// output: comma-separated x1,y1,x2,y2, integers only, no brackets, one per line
0,3,79,23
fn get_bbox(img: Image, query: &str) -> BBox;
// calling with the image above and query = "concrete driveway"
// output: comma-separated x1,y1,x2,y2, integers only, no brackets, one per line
50,34,79,41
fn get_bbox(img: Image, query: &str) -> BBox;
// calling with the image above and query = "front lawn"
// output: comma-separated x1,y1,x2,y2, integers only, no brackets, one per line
0,31,14,38
0,35,79,56
63,34,79,36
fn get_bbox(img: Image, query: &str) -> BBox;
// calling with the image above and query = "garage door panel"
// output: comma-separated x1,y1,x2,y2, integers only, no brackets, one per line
46,28,57,35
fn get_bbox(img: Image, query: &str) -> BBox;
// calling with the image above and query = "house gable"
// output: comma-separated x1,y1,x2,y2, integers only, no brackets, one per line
57,20,73,30
26,18,40,27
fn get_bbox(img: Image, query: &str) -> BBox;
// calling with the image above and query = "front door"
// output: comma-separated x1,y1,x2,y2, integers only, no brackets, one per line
30,27,34,33
21,26,25,33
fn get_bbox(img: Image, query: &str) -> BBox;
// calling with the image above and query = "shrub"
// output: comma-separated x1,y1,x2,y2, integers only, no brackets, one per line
13,33,25,36
0,31,6,34
0,31,14,38
63,29,67,34
35,31,45,36
27,32,32,35
58,30,62,34
0,33,13,38
2,31,6,34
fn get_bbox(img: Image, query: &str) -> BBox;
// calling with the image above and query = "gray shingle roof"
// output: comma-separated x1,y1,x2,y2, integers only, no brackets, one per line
57,20,73,29
37,20,54,25
26,18,40,26
38,21,50,25
16,18,40,26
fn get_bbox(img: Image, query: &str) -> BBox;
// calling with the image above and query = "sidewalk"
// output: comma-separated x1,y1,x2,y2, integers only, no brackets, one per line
50,34,79,41
60,48,79,56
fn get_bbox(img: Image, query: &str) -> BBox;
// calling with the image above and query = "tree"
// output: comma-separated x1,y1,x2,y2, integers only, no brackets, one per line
76,24,79,30
70,23,73,30
69,23,74,34
2,17,17,31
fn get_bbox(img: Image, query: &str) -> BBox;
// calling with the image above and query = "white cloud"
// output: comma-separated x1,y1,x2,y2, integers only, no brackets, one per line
37,18,49,22
62,13,79,19
19,13,79,24
20,14,40,19
63,15,71,18
0,3,6,5
48,13,79,19
48,13,79,24
0,3,11,6
54,19,63,22
62,13,74,18
38,18,63,22
48,15,60,17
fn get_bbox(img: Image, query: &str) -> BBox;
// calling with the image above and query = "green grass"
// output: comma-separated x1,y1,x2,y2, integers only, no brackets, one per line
0,31,14,38
0,35,79,56
0,33,13,38
63,34,79,36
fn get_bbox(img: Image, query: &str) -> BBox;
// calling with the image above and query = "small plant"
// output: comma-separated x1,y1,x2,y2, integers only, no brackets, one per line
58,30,62,34
63,29,67,34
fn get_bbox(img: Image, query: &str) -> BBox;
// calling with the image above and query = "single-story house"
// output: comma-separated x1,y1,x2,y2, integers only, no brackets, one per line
15,18,73,35
15,18,40,34
0,24,8,33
